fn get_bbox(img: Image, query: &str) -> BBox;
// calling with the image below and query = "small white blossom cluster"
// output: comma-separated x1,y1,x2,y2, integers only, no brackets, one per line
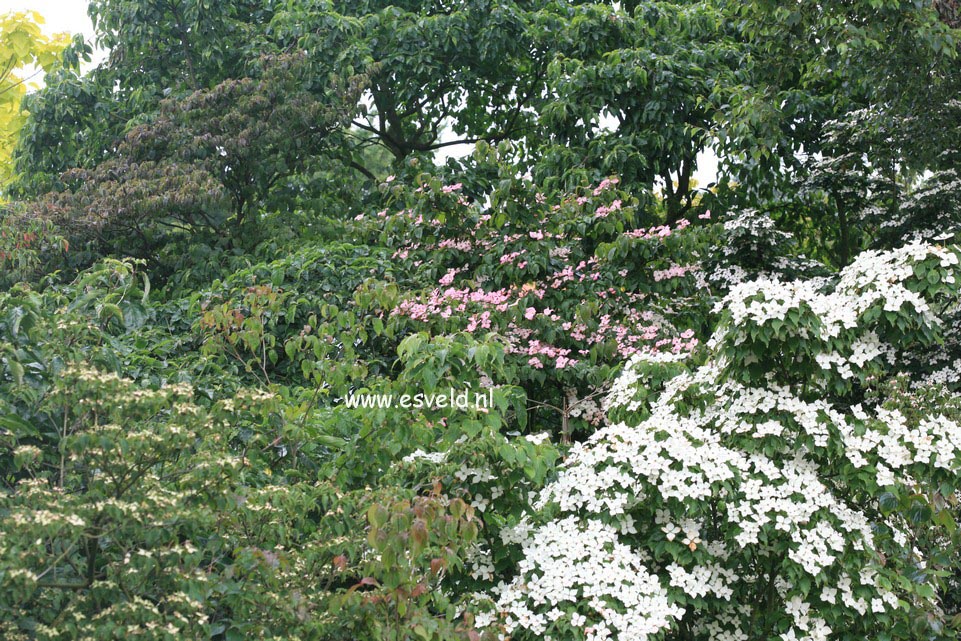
565,389,607,426
706,264,750,290
499,514,535,546
8,509,86,529
721,209,792,257
715,242,960,390
402,449,448,464
846,405,961,472
895,165,961,241
12,445,41,463
524,432,551,445
453,463,503,512
836,242,957,313
912,357,961,389
604,350,690,414
465,542,496,582
715,209,827,283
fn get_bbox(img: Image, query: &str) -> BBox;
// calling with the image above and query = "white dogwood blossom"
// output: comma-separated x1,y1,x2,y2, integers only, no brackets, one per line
480,242,961,640
494,517,684,641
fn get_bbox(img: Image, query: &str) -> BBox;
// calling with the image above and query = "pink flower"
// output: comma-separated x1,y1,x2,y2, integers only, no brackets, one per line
528,357,544,369
592,177,619,195
530,231,544,240
698,210,711,219
439,268,459,286
438,238,473,251
442,183,463,193
653,264,697,282
524,307,536,320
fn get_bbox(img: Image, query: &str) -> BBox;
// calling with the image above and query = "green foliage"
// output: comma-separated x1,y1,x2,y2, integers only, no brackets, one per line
2,1,961,639
0,11,72,189
486,243,961,641
333,493,481,641
14,53,363,262
89,0,274,93
272,0,551,163
0,206,67,288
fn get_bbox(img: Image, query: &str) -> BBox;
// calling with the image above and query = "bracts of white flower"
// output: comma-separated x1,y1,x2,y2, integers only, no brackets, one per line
479,242,961,641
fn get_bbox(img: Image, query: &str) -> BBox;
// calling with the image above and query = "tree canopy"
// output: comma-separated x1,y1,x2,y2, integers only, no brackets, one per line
0,11,72,189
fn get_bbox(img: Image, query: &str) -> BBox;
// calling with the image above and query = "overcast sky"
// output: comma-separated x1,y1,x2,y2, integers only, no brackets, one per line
1,0,103,67
1,0,95,41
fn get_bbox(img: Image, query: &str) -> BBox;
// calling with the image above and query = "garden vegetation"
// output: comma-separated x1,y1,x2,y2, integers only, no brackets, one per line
2,1,961,640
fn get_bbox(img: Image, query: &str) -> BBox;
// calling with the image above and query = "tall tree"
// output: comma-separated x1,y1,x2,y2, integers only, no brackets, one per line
271,0,556,165
529,1,744,223
728,0,961,262
274,1,750,224
0,11,71,189
88,0,276,92
23,54,363,257
12,1,278,197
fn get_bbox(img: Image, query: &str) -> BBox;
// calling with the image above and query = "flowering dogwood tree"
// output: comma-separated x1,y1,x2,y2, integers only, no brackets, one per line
480,242,961,641
355,170,712,442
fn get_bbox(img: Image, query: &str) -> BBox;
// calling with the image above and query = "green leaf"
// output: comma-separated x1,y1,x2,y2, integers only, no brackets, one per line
8,360,24,385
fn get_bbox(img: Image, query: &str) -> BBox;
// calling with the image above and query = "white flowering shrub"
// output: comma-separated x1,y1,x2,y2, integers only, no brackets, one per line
703,209,830,291
0,363,346,640
479,242,961,641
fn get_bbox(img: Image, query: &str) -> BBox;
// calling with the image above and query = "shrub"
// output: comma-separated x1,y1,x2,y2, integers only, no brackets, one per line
479,242,961,641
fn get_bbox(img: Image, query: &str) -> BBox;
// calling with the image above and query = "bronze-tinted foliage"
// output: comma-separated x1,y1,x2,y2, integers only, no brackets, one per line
936,0,961,29
22,53,365,255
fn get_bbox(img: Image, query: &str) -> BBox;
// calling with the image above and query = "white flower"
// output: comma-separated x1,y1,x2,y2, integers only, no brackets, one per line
662,523,680,541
